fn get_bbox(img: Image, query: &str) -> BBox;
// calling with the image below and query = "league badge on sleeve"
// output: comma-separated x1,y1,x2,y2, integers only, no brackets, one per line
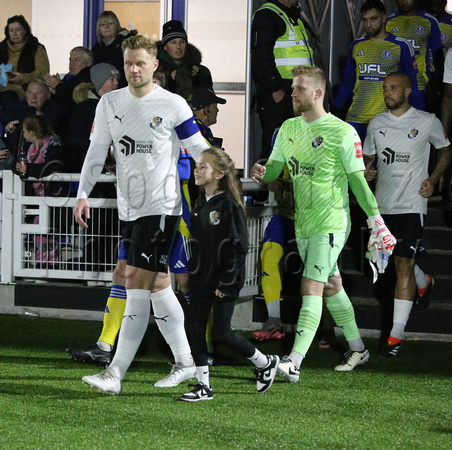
354,142,363,158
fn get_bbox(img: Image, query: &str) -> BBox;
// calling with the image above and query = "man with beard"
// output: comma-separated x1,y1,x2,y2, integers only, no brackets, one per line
334,0,419,141
363,72,450,356
386,0,443,111
251,65,396,380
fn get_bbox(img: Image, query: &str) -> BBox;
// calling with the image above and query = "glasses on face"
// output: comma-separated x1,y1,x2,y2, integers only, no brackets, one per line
99,21,115,27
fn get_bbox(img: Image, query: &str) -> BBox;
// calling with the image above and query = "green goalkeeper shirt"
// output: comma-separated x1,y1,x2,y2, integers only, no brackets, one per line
266,113,365,238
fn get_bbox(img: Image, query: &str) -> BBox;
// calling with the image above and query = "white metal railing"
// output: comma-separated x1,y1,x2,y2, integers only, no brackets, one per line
0,171,272,294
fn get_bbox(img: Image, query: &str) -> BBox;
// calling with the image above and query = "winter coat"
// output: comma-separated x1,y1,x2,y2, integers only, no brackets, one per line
92,28,137,88
189,192,248,298
156,41,213,101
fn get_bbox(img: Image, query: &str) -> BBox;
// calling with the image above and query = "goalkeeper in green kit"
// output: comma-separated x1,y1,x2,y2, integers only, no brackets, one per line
251,65,396,380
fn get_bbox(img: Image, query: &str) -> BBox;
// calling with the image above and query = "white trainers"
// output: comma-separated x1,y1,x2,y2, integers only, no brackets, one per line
154,363,196,387
256,355,280,393
82,368,121,394
277,355,300,383
334,348,370,372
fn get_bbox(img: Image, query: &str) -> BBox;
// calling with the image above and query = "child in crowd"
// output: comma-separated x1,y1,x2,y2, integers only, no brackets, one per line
181,148,279,402
15,115,64,196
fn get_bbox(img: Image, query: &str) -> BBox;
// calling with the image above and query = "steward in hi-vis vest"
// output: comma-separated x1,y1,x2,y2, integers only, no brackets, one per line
251,0,314,159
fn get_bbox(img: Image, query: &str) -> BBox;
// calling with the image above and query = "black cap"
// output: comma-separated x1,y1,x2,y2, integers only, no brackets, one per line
162,20,187,46
190,88,226,111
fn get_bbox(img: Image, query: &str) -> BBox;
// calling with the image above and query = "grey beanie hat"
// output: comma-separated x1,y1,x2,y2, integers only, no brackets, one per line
90,63,119,92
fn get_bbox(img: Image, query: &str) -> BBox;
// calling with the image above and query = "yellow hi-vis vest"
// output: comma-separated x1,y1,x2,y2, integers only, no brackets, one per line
258,2,313,79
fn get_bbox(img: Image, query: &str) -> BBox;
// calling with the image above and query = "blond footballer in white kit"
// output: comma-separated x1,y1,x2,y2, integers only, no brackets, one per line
75,35,208,394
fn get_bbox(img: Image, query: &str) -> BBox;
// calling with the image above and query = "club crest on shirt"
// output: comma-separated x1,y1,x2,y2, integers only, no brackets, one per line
209,211,220,225
312,136,324,148
408,128,419,139
415,25,424,34
150,116,163,129
382,50,392,60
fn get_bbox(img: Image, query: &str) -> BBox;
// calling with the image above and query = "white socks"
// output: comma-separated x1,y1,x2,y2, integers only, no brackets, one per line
288,351,304,369
196,365,210,387
414,265,428,290
248,349,268,368
108,289,150,380
390,298,413,339
151,285,194,367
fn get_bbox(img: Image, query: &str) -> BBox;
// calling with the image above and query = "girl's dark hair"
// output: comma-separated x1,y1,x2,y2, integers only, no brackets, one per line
5,15,31,40
23,115,54,141
199,147,244,210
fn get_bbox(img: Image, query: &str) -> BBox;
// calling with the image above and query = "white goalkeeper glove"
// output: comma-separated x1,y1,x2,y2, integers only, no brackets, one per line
366,214,396,283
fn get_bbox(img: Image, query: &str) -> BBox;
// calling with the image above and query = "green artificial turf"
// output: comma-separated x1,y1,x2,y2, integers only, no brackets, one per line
0,315,451,449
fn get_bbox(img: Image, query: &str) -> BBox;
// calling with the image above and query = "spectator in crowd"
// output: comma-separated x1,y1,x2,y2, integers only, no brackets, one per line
157,20,213,101
364,72,450,355
189,88,226,147
91,11,137,88
14,114,65,196
386,0,444,110
68,63,119,171
0,136,13,170
43,47,93,105
422,0,452,56
0,15,50,104
334,0,420,141
441,47,452,203
251,0,314,159
1,79,67,147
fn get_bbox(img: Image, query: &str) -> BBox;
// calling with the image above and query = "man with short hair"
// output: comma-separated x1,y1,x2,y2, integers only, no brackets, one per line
75,35,209,395
44,46,94,104
364,72,450,356
334,0,419,141
251,65,396,380
386,0,443,110
190,88,226,147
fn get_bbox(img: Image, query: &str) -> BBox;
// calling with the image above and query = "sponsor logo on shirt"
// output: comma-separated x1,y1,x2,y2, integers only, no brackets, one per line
118,135,153,156
382,147,411,164
358,63,386,75
312,136,324,148
209,211,220,225
150,116,163,129
355,142,363,158
407,128,419,139
288,157,315,176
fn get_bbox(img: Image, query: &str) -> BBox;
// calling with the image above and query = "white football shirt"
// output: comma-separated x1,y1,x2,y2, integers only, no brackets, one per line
363,107,449,215
87,85,207,221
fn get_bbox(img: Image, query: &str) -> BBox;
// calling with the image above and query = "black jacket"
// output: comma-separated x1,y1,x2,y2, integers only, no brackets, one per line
0,35,45,75
189,192,248,298
251,0,305,96
92,29,137,88
156,41,213,101
54,66,92,105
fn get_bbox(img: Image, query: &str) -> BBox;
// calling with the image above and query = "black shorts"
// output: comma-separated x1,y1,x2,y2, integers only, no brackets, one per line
120,215,180,273
382,213,425,259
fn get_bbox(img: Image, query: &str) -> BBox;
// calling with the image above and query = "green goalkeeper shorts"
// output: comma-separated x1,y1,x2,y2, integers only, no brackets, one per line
296,232,348,283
